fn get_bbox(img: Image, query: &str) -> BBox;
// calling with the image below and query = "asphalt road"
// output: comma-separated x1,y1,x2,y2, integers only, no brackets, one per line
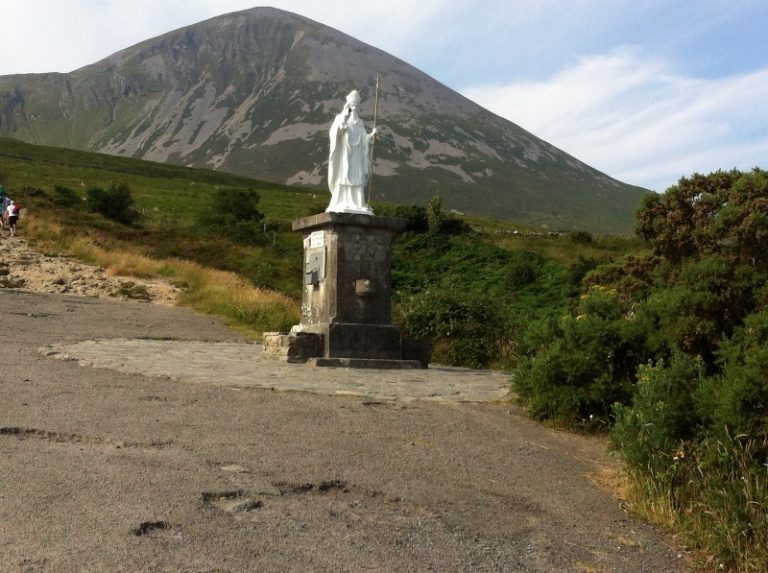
0,290,692,572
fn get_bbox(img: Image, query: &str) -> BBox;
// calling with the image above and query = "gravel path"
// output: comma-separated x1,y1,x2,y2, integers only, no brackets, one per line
0,235,179,304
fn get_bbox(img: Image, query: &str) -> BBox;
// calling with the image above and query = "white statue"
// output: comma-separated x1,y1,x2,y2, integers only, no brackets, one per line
326,90,377,215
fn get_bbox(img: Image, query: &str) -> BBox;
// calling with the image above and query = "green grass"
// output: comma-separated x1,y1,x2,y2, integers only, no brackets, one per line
490,233,647,264
0,136,322,222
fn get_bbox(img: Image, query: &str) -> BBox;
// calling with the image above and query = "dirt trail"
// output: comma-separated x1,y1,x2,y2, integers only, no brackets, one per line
0,234,179,304
0,238,693,572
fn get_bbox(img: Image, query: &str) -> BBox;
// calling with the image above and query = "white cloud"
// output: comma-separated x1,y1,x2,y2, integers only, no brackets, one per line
2,1,195,74
462,48,768,191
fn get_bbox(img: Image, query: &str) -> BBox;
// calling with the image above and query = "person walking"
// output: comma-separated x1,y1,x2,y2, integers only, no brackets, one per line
6,199,20,236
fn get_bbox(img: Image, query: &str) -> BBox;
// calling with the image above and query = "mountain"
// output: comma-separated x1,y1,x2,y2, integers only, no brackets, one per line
0,7,647,233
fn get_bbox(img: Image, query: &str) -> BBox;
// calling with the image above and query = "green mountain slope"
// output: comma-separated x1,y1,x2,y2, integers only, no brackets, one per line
0,7,648,233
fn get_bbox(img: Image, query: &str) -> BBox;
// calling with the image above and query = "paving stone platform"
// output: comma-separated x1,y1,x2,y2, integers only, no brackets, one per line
41,338,511,403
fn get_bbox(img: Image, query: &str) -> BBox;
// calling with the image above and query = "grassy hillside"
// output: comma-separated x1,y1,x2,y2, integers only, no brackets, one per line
0,137,321,295
0,136,324,222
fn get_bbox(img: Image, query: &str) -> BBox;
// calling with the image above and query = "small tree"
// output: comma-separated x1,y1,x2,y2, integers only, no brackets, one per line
197,188,266,245
389,205,428,233
427,194,446,235
426,193,470,236
569,229,593,244
85,182,140,225
52,185,80,207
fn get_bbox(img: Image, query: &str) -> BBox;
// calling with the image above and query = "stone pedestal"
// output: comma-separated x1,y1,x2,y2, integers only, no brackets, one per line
264,212,429,368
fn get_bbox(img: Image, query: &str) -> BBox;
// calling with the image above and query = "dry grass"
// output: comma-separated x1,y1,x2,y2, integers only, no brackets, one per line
21,215,300,337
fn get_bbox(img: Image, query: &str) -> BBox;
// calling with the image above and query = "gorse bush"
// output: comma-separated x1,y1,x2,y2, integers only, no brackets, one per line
637,168,768,269
85,182,140,225
699,309,768,439
514,285,655,428
611,353,704,491
515,168,768,571
392,232,580,369
197,187,266,245
51,185,80,206
396,288,502,368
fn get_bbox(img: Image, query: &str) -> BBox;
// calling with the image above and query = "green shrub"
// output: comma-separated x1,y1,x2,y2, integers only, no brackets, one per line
520,169,768,431
393,233,555,300
611,353,704,491
392,233,578,368
698,310,768,438
396,289,502,368
637,168,768,271
504,251,544,289
427,194,446,235
379,204,429,233
85,182,140,225
584,253,660,302
569,229,593,244
52,185,80,207
566,255,601,286
602,169,768,570
425,193,471,236
513,286,654,427
197,187,266,245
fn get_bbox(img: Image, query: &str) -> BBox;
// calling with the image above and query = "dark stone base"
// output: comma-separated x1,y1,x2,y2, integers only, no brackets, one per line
327,323,401,360
402,337,432,369
312,358,423,369
264,326,432,370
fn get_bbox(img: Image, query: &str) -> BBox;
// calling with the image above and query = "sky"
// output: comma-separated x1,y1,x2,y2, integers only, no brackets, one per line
2,0,767,192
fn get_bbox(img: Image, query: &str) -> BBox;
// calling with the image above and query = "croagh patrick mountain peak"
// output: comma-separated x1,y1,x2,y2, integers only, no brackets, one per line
0,7,647,233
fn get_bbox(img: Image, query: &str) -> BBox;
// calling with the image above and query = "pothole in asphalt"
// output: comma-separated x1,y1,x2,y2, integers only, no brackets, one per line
201,489,263,516
9,312,56,319
0,426,173,451
131,521,170,536
274,479,350,495
201,489,245,503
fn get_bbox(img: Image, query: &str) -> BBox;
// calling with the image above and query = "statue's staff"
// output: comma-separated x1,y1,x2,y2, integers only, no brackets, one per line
367,75,380,206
